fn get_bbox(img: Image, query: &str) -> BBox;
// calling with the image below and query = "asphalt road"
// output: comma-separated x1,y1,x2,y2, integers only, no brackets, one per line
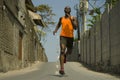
0,62,119,80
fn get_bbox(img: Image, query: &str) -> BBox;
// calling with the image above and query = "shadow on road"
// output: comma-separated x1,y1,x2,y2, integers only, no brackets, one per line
50,74,68,78
79,62,120,79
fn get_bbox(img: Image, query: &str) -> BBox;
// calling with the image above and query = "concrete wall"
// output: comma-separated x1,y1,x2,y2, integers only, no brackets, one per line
0,0,48,72
80,1,120,74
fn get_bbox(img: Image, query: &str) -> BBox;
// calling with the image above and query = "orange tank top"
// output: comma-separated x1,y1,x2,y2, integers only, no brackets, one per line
60,16,74,38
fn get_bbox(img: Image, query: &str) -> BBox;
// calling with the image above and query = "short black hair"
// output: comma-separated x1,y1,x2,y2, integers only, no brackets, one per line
64,6,71,13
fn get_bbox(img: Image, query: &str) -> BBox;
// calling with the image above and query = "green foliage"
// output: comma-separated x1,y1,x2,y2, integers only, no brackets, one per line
38,29,46,37
36,4,51,13
94,8,101,15
34,4,56,42
35,4,56,27
88,18,95,24
87,24,94,28
74,37,78,42
87,15,96,28
106,0,119,6
87,7,101,28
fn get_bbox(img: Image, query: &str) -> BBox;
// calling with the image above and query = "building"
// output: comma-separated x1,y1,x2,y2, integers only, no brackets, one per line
0,0,48,72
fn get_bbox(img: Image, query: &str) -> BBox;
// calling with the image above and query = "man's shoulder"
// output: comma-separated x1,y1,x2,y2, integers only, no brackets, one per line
71,16,76,19
59,16,64,21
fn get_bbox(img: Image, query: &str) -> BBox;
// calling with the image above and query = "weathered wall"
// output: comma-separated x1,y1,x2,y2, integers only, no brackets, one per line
80,1,120,73
109,1,120,72
0,0,48,72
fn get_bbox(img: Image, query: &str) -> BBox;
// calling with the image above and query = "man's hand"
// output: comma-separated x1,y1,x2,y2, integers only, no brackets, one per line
66,13,71,19
66,14,77,30
53,30,57,35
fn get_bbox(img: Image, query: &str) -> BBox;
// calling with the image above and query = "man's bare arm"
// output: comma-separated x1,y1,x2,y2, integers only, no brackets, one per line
53,17,62,35
71,17,78,30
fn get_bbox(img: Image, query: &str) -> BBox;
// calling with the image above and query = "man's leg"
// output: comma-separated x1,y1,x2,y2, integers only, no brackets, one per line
66,48,72,60
59,36,67,74
66,48,72,55
60,44,66,72
65,37,73,61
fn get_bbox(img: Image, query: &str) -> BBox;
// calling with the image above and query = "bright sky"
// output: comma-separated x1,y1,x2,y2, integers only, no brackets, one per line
32,0,105,62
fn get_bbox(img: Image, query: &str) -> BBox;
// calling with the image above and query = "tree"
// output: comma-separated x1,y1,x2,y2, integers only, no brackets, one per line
87,8,101,28
106,0,119,7
34,4,56,43
87,0,103,28
35,4,56,27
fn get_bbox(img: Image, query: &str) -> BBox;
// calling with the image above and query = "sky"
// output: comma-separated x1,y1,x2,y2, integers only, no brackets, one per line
32,0,105,62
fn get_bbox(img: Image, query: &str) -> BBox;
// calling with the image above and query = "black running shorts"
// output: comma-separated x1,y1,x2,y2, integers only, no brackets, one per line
60,36,73,49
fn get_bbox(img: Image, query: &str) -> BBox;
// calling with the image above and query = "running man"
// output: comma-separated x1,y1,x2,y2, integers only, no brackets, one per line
53,6,78,75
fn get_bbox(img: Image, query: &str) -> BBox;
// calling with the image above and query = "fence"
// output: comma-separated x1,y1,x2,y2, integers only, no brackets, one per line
80,1,120,73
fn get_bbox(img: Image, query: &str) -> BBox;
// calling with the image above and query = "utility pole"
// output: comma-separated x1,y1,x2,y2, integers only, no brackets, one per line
79,0,88,34
75,4,80,40
74,4,81,61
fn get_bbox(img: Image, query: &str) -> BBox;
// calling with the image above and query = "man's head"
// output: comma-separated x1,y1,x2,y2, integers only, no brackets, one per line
64,6,71,14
